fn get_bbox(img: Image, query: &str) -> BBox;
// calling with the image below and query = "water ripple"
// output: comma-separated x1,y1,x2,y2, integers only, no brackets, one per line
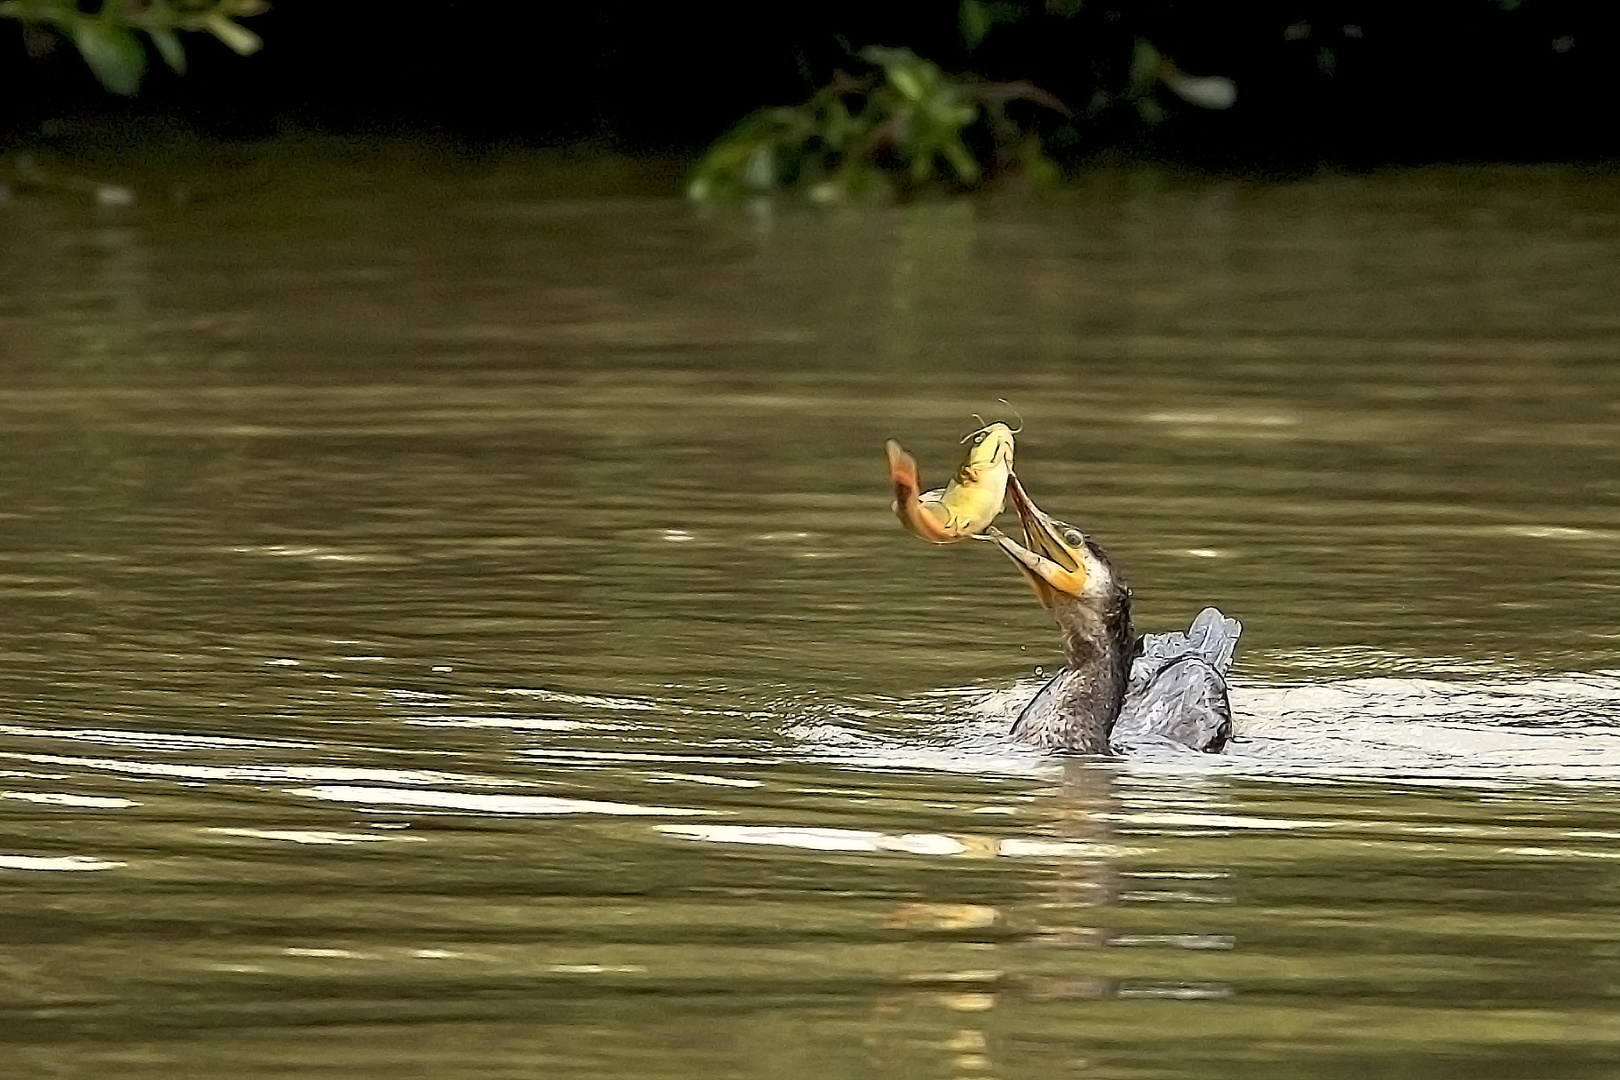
291,784,714,816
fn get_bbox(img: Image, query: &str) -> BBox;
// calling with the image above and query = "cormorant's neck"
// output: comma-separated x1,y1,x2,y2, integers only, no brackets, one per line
1055,590,1132,674
1011,591,1135,753
1057,590,1134,732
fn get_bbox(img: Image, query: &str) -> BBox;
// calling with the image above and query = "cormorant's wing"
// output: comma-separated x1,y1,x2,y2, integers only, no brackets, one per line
1110,657,1232,754
1128,606,1242,690
1114,608,1241,754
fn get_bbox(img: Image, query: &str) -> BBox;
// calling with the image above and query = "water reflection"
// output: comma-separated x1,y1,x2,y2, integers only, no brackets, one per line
661,756,1237,1073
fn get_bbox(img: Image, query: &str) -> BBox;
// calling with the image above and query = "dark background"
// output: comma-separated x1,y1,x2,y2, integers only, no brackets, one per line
3,2,1618,169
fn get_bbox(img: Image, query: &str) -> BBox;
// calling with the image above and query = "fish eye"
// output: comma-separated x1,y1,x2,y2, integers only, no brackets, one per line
971,432,986,445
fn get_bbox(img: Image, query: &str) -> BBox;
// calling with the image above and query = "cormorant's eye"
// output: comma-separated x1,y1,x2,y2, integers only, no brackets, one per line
1064,529,1084,546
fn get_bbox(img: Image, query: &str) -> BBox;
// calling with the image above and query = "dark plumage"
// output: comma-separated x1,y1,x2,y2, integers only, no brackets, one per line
991,476,1239,755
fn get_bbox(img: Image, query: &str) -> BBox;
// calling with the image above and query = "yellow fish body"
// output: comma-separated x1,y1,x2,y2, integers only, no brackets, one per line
885,422,1016,544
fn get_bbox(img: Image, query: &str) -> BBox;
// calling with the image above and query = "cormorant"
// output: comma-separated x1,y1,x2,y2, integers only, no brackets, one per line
986,475,1240,754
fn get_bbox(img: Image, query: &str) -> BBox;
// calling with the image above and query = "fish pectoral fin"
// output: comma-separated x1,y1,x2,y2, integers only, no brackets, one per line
903,492,958,543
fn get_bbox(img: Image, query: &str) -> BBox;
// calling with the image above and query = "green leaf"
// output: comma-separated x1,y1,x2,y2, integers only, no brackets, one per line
148,27,186,75
742,145,775,191
960,2,1028,51
960,2,993,51
941,136,981,184
1130,38,1162,95
204,13,263,56
71,20,146,96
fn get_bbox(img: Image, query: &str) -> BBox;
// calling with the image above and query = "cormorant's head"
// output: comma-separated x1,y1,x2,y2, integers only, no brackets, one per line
986,474,1126,613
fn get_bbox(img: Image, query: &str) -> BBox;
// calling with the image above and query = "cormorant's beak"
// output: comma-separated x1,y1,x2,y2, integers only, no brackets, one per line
986,474,1088,610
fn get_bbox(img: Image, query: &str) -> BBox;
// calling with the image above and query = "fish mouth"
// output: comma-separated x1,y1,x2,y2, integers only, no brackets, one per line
987,474,1088,609
960,423,1016,469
